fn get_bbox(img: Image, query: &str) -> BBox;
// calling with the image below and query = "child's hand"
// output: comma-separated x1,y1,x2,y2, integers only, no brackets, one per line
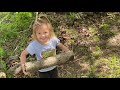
21,64,30,76
23,71,30,76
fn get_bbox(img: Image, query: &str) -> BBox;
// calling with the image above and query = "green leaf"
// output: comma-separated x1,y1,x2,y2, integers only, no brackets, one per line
0,48,5,57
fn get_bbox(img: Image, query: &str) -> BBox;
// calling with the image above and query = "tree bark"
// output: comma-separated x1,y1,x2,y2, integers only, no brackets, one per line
8,51,74,75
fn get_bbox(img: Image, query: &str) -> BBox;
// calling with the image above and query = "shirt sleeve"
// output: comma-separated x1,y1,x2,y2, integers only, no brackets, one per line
53,37,61,46
26,43,35,55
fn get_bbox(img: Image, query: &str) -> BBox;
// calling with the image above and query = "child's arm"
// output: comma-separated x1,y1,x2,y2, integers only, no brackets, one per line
57,43,70,52
20,49,29,75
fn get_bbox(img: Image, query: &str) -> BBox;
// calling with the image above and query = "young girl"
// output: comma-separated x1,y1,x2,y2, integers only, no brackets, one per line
20,15,69,78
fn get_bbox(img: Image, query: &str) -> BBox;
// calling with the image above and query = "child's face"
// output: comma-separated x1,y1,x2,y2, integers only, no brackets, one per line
36,24,50,44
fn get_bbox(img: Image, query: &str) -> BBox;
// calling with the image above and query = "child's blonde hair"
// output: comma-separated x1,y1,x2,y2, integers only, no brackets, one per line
32,15,56,40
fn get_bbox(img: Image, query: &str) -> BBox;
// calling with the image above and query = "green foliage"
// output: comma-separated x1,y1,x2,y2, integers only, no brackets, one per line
65,29,79,46
0,12,35,57
0,60,7,72
88,65,96,78
107,55,120,78
67,12,79,21
0,60,13,78
89,26,98,36
0,12,34,39
93,35,100,42
66,29,79,39
92,46,102,58
66,12,83,24
0,48,6,57
0,13,35,78
13,12,33,31
100,23,110,31
93,55,120,78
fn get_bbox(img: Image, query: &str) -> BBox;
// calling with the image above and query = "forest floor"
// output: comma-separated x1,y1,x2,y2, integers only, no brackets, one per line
1,12,120,78
58,26,120,78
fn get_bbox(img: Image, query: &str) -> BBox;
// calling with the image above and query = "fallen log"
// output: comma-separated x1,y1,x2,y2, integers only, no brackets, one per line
8,51,74,75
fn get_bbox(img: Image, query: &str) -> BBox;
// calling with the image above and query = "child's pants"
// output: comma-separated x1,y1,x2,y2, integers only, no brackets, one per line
38,67,58,78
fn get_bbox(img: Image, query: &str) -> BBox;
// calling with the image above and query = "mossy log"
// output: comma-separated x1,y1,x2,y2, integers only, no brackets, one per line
8,51,74,75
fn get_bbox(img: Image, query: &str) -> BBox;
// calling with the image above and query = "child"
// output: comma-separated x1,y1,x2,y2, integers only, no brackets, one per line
20,15,69,78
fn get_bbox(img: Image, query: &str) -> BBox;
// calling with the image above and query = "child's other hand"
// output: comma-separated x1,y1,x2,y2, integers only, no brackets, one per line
21,64,30,76
23,71,30,76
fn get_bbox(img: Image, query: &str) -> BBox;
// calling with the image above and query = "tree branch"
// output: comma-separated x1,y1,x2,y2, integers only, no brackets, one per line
8,51,74,75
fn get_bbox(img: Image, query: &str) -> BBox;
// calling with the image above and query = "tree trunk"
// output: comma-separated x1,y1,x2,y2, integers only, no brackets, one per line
8,51,74,75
